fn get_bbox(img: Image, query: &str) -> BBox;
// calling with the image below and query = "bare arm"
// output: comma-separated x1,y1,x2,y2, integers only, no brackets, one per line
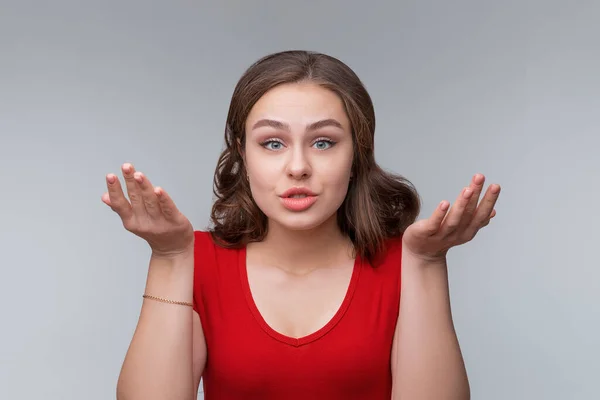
116,250,207,400
101,163,206,400
391,251,470,400
391,175,500,399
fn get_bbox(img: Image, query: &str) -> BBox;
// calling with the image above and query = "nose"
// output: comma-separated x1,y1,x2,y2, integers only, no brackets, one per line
286,147,312,180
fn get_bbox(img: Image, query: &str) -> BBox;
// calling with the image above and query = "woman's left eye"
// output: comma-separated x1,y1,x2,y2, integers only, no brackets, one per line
313,140,335,150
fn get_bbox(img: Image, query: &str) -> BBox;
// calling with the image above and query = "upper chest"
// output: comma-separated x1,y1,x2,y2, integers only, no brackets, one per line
246,258,356,339
197,239,403,347
204,256,399,398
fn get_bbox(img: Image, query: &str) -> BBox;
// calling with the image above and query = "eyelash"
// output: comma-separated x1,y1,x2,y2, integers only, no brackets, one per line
260,138,337,151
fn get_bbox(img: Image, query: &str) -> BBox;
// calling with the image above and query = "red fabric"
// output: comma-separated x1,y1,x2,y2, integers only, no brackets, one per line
193,230,403,399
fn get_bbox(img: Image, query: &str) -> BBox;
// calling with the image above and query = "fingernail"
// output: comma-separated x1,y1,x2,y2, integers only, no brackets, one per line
463,188,473,198
106,174,115,184
134,172,143,183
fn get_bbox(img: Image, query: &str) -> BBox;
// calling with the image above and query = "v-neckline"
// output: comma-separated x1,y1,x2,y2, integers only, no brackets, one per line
238,246,362,347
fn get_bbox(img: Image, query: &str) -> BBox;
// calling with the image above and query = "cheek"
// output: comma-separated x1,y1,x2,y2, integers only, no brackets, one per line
249,169,275,194
246,157,278,207
248,176,273,218
319,159,353,201
246,148,276,185
323,149,353,183
328,171,352,198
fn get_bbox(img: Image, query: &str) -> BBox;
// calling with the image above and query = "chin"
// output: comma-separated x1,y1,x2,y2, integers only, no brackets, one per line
268,209,337,232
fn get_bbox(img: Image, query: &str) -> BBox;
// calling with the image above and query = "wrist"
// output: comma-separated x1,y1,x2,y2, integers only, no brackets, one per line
401,248,448,283
151,248,193,260
150,246,194,271
401,246,447,267
146,249,194,297
150,240,195,260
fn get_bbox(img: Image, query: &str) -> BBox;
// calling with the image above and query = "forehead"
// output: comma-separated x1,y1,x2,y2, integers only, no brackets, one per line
246,82,350,129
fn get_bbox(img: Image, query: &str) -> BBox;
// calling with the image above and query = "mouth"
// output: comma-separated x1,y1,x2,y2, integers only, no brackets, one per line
279,188,318,211
280,187,317,198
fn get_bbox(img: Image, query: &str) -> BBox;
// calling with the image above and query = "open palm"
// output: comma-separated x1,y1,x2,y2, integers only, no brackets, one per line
402,174,501,262
101,163,194,258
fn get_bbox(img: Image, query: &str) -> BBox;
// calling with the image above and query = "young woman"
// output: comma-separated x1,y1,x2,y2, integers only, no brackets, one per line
103,50,500,400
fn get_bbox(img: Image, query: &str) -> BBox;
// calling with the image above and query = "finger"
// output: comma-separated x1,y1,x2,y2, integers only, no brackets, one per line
122,163,146,217
440,187,474,234
101,192,111,206
423,200,450,235
481,210,496,227
155,186,181,221
104,173,133,221
460,174,485,226
463,207,497,241
134,171,162,218
471,184,501,226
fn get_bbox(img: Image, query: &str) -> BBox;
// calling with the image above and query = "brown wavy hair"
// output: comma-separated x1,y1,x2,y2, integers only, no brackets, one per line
209,50,421,263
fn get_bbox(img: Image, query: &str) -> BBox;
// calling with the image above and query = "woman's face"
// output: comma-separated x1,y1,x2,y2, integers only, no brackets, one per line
244,82,354,232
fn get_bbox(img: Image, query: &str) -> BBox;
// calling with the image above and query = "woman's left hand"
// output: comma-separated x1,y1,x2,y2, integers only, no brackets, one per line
402,174,501,263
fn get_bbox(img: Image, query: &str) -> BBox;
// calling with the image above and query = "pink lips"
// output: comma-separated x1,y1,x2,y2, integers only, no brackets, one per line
279,187,318,212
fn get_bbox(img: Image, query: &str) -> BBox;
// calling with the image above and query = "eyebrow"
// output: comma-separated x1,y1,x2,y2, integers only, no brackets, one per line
251,118,344,132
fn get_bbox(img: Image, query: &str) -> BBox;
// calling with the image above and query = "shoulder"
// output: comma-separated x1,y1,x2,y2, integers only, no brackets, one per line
193,230,217,261
192,230,239,305
193,229,240,267
369,235,403,269
193,230,216,249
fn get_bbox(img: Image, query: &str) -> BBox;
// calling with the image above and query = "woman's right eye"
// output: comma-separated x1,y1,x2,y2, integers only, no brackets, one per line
261,139,284,151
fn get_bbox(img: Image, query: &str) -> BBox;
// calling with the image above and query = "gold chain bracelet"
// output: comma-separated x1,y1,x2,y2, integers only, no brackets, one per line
143,294,193,307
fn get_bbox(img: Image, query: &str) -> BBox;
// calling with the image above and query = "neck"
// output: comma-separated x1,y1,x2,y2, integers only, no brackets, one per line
252,216,354,273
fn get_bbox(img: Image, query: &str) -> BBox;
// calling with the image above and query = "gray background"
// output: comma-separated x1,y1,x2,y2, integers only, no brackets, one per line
1,1,598,399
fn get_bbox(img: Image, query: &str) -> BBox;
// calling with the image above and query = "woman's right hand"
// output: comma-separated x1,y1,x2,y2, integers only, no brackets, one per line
101,163,194,259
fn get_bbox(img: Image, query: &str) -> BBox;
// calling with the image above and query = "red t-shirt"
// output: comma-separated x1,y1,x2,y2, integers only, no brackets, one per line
192,230,403,399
